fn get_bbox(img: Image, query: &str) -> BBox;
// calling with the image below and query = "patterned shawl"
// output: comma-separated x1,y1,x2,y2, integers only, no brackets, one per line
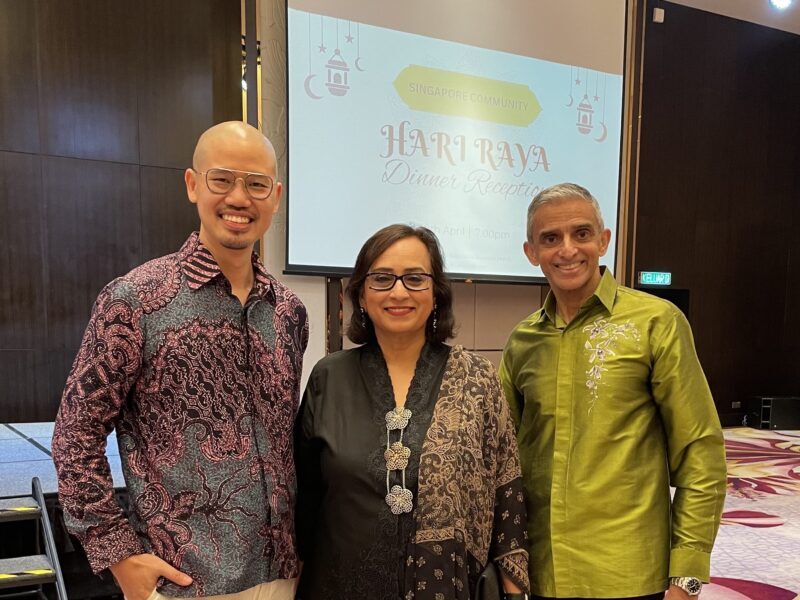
404,346,530,599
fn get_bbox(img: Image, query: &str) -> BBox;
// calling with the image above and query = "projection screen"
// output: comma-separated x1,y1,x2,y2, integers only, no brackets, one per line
286,0,627,281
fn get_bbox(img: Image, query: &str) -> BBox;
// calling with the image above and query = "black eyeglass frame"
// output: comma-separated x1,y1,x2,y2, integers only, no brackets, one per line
193,167,275,201
365,272,434,292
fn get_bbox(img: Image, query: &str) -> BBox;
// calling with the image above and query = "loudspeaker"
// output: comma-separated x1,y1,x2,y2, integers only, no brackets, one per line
745,396,800,430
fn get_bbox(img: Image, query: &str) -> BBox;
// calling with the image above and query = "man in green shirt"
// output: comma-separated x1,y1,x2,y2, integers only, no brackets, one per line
499,183,726,600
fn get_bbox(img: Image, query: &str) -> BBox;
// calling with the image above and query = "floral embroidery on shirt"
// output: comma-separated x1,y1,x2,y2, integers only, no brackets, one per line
582,317,641,411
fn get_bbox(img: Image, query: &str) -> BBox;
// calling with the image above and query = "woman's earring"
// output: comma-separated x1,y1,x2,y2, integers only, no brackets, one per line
432,304,438,334
359,305,367,328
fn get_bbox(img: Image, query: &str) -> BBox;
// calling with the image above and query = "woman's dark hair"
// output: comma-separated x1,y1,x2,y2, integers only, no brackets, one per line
346,224,455,345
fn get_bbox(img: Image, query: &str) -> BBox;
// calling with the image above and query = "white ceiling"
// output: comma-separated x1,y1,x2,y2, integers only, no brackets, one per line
665,0,800,36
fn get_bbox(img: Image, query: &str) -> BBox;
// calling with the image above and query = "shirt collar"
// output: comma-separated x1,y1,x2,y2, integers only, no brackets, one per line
593,267,618,313
178,232,275,302
536,267,617,324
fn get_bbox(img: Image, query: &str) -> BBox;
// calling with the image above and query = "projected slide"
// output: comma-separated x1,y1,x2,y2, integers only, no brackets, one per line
287,3,624,280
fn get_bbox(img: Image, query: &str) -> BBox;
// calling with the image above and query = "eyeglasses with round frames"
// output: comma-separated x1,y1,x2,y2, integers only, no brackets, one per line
194,168,274,200
366,272,433,292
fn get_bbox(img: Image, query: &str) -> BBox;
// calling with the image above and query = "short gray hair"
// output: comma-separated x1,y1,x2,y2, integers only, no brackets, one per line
526,183,604,243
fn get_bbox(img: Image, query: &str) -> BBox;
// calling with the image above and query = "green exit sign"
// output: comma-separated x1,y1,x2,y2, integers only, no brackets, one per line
638,271,672,286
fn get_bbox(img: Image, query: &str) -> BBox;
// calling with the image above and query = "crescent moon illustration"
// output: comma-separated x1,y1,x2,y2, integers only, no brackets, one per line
355,57,366,72
566,94,574,107
594,121,608,143
304,74,322,100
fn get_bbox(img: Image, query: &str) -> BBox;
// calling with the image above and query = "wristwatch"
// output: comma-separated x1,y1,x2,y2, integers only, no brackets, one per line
502,594,529,600
670,577,703,596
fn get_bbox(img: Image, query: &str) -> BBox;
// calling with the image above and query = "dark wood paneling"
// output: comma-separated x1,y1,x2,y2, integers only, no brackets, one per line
779,165,800,384
0,0,242,422
0,351,51,421
43,157,141,400
636,1,800,418
0,152,46,350
211,0,245,124
140,167,200,261
138,0,214,169
0,0,40,153
38,0,139,163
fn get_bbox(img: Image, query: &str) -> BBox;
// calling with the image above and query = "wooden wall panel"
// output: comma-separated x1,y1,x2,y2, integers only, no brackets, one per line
38,0,139,163
636,1,800,423
0,152,46,350
138,0,214,169
0,351,51,422
0,1,242,421
140,167,200,261
42,157,141,395
211,0,246,124
778,166,800,384
0,0,40,153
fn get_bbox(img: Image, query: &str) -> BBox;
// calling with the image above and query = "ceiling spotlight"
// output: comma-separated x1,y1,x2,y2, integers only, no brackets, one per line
770,0,792,9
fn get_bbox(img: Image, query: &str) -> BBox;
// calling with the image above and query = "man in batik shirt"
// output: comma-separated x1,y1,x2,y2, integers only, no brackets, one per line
52,122,308,600
500,183,726,600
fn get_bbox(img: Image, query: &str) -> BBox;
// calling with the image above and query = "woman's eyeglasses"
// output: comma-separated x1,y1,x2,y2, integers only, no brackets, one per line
365,272,433,292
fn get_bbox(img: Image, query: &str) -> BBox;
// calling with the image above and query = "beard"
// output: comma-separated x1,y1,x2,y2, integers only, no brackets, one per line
220,234,253,250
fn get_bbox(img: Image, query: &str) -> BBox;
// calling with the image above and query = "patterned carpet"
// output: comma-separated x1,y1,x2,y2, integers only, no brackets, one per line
706,428,800,599
2,425,798,597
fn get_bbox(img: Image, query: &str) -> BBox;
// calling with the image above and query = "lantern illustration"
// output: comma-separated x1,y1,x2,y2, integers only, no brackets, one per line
325,49,350,96
576,94,594,134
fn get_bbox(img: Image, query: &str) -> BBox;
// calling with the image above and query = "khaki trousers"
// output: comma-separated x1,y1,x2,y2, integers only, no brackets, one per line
146,579,296,600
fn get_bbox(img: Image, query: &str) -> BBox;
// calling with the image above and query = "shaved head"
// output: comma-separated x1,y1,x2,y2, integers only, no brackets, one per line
192,121,277,174
185,121,283,254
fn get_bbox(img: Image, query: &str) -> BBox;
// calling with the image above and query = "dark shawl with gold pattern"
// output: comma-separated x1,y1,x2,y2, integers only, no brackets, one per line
405,345,529,598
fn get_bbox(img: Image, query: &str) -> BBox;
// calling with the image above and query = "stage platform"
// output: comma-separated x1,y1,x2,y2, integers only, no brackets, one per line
0,422,124,498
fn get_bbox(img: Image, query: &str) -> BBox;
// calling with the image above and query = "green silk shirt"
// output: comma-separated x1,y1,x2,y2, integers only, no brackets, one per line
499,269,726,598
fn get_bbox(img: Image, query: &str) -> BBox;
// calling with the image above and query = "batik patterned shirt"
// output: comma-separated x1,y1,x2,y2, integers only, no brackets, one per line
52,232,308,597
499,269,726,598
